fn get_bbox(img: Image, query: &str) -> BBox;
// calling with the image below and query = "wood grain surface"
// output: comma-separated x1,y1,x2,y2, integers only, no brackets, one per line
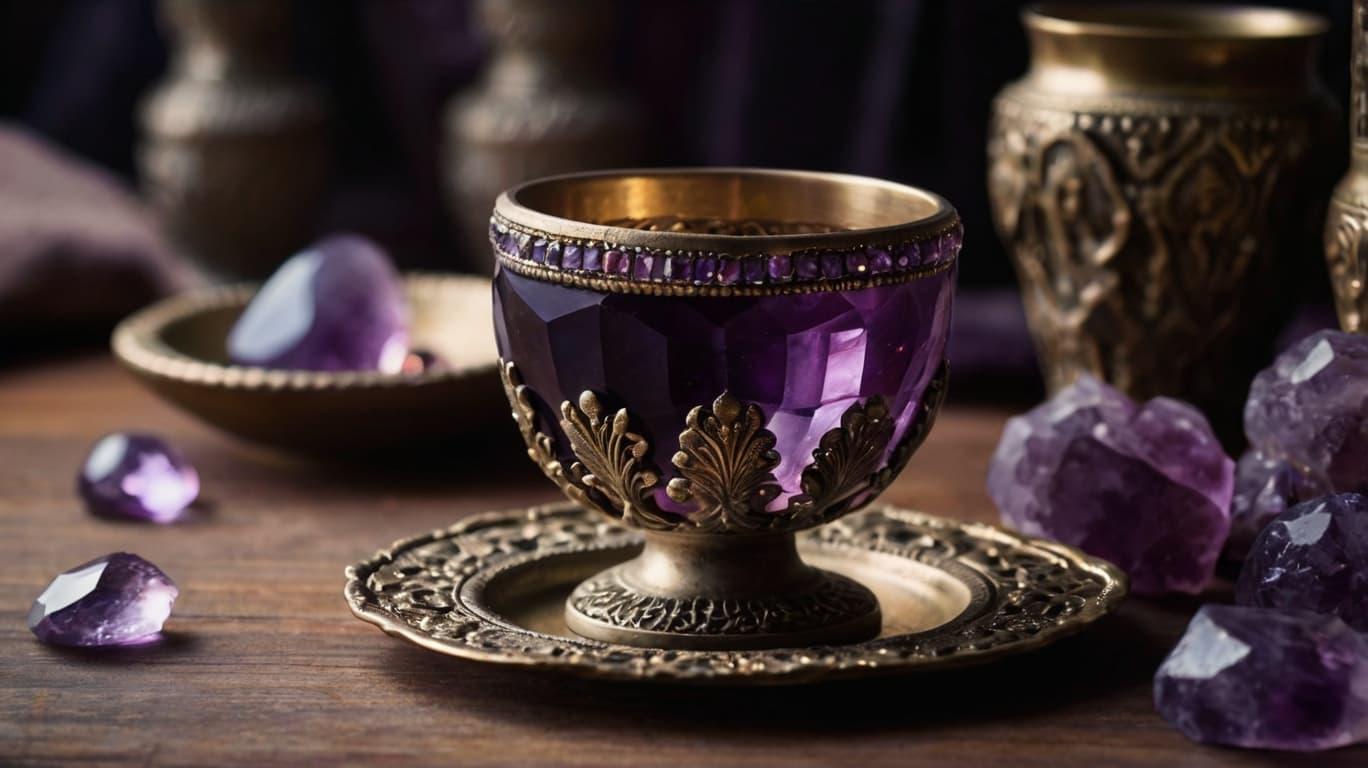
2,356,1363,767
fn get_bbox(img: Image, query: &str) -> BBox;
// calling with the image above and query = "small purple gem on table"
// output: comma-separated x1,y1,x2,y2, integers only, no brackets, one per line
987,375,1233,595
78,433,198,523
1154,605,1368,752
1236,492,1368,631
227,234,409,373
28,553,179,647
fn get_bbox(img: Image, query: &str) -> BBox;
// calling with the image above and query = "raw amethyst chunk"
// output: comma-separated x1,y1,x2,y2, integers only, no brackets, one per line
987,375,1233,594
28,553,179,647
1227,449,1325,561
1154,605,1368,751
227,234,409,373
1236,493,1368,631
78,433,198,523
1245,330,1368,493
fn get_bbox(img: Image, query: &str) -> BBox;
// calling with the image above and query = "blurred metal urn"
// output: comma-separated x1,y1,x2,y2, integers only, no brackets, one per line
444,0,641,273
139,0,328,280
1327,0,1368,332
988,5,1331,430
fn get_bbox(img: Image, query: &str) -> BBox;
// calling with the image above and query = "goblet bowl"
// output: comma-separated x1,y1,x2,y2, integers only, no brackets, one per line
491,168,959,649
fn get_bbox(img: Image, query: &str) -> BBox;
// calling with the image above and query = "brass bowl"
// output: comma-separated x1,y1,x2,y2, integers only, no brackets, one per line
112,274,504,459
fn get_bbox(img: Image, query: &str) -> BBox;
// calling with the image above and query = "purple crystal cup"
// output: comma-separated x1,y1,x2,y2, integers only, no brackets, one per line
491,169,960,649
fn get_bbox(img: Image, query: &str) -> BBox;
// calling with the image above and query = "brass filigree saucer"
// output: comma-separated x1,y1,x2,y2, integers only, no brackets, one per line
344,502,1127,684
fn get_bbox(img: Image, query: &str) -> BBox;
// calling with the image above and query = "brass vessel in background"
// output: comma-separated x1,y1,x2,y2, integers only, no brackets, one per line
139,0,328,280
444,0,642,273
988,5,1332,432
1327,0,1368,332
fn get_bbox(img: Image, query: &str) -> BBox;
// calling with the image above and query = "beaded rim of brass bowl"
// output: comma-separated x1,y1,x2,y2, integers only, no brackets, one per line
113,274,495,391
490,167,962,297
343,501,1129,684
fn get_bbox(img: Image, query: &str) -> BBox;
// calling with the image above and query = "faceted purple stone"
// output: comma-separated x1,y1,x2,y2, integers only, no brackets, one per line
846,251,869,275
28,553,179,647
604,249,628,276
530,239,548,264
666,253,694,283
543,241,562,268
742,258,766,285
1236,493,1368,631
227,234,409,373
561,244,583,270
795,253,821,279
514,232,531,258
717,259,741,285
582,244,602,272
896,242,918,268
867,247,892,274
78,433,198,523
493,263,955,515
1154,605,1368,751
1245,330,1368,493
695,256,718,283
987,375,1234,595
820,252,844,279
768,254,793,282
633,252,654,281
1227,449,1325,561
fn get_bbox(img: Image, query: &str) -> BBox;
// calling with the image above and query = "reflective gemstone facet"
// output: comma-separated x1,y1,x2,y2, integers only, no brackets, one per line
227,234,409,373
1228,448,1325,560
987,375,1233,595
493,265,955,514
1236,492,1368,631
1245,330,1368,494
78,433,198,523
28,553,179,647
1154,605,1368,751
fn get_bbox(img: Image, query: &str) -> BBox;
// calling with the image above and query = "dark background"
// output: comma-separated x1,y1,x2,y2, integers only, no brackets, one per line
0,0,1352,289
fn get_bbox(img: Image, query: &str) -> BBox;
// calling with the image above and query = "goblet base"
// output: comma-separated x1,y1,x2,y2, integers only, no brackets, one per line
563,531,881,650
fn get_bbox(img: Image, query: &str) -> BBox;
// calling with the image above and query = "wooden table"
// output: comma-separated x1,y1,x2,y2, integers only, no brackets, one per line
2,355,1363,767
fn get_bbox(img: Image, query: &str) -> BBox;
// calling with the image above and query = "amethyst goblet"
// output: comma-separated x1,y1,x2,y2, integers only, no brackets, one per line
491,169,959,649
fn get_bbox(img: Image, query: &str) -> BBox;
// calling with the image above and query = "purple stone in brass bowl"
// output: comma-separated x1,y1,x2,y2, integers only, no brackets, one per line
490,169,960,649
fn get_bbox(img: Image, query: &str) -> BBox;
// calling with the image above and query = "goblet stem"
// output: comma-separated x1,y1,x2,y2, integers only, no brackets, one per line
564,531,882,650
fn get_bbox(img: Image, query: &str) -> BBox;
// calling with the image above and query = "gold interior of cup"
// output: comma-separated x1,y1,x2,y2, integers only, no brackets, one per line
496,168,957,254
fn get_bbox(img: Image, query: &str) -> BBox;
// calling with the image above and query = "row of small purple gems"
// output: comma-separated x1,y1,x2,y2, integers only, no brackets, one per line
488,220,962,286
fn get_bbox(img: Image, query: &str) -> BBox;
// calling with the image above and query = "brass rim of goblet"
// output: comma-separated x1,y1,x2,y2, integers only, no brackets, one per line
491,167,961,296
1024,4,1327,40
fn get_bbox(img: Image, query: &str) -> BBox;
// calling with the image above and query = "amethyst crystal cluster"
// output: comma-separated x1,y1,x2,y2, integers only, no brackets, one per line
986,375,1233,595
227,234,415,373
987,338,1368,752
1229,331,1368,560
493,264,955,512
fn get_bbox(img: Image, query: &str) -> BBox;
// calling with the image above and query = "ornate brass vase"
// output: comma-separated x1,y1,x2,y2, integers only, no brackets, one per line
446,0,641,273
139,0,328,279
490,169,960,649
1328,0,1368,331
988,5,1331,432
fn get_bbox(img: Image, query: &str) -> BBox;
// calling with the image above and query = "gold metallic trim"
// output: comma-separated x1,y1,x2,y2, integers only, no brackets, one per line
343,502,1129,683
495,167,958,255
494,250,957,297
498,360,950,535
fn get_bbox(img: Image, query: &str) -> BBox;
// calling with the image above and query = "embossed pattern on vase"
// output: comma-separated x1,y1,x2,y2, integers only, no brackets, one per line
988,7,1331,419
1327,0,1368,333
